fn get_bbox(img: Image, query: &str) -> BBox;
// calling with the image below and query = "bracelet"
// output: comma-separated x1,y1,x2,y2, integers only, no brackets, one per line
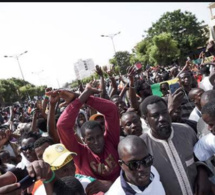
43,171,55,184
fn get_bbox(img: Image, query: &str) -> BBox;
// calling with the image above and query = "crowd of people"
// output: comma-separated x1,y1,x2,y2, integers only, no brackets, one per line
1,41,215,195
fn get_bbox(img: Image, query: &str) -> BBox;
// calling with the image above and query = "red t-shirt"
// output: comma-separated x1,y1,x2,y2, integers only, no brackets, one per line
57,96,120,182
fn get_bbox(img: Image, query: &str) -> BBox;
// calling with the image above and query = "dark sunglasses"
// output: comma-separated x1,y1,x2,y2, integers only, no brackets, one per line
21,143,34,151
119,154,153,171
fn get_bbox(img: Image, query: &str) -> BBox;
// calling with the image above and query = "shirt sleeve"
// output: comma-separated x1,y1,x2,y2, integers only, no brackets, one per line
57,99,85,155
86,96,120,147
194,133,215,161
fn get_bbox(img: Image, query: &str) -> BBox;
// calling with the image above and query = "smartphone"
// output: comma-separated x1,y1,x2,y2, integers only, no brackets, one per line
19,175,37,189
187,57,191,61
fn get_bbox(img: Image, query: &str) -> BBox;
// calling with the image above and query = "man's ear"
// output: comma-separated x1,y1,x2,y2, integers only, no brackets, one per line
143,116,149,126
118,160,123,167
81,136,86,145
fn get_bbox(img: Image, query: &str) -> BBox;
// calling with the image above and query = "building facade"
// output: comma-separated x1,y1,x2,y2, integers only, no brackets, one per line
74,59,95,80
209,3,215,41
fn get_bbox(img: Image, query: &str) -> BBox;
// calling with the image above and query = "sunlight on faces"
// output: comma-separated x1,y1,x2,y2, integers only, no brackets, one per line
21,137,38,162
82,127,105,155
202,113,215,135
146,101,172,140
119,140,152,187
121,113,142,136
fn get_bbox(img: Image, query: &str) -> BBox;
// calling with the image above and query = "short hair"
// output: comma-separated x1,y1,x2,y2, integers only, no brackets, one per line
139,95,167,117
200,66,210,76
201,100,215,118
110,95,120,101
160,82,169,90
121,111,140,122
19,131,41,144
53,176,85,195
135,80,147,96
118,135,147,159
34,136,54,149
80,121,103,138
188,88,204,98
161,72,169,81
178,71,191,79
36,118,47,132
201,90,215,103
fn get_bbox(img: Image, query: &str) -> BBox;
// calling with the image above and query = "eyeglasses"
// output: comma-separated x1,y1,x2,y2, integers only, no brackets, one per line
21,143,34,151
119,154,153,171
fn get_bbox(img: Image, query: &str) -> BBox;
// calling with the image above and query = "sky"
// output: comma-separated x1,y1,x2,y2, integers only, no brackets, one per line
0,2,213,88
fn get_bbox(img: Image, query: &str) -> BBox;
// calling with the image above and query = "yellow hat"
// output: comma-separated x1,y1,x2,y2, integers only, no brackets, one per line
43,144,77,170
89,114,104,121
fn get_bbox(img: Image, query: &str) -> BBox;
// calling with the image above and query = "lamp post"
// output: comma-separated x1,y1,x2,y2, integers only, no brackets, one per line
4,51,31,101
4,51,28,81
101,31,121,54
101,31,121,74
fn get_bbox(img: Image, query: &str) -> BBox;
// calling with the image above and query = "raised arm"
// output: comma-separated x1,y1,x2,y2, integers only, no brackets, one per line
107,70,118,98
47,90,60,143
127,66,139,111
85,89,120,145
96,65,110,100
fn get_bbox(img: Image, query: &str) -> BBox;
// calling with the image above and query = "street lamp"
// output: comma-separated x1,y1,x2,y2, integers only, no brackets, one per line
101,31,121,54
4,51,28,81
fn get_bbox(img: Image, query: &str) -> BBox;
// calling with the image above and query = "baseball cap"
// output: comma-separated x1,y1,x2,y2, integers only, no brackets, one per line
43,144,77,171
89,114,104,121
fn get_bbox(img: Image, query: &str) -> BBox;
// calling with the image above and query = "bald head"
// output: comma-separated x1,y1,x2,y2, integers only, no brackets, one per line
201,90,215,108
188,88,204,99
118,135,148,159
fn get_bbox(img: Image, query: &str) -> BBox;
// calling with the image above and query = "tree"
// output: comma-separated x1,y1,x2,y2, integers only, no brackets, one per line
132,38,152,67
0,78,47,105
147,9,209,64
149,33,180,66
109,51,132,75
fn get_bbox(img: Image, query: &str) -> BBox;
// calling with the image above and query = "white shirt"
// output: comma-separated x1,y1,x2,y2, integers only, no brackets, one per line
199,76,213,91
140,118,150,133
189,107,201,122
194,133,215,161
105,166,166,195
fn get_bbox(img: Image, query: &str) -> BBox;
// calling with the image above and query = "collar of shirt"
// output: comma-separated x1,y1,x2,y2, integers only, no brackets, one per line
120,170,153,194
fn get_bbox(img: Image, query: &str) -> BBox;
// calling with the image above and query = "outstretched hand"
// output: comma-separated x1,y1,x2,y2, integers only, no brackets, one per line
46,89,78,108
95,65,103,77
85,83,102,95
168,87,184,115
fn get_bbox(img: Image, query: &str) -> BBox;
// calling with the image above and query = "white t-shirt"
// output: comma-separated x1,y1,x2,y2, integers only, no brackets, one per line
194,133,215,161
199,76,213,91
189,107,201,122
105,166,166,195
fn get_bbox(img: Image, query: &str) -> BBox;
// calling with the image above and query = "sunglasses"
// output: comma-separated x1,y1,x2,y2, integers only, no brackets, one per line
21,143,34,152
119,154,153,171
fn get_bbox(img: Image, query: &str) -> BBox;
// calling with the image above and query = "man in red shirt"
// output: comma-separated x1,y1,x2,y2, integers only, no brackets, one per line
55,84,120,194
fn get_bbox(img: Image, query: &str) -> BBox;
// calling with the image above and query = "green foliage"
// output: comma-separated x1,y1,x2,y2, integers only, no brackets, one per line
70,80,79,88
109,51,132,74
149,33,180,66
146,9,209,64
0,78,47,105
132,38,152,66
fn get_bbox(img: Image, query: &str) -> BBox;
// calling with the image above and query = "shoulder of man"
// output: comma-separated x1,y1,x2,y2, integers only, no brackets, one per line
172,122,197,141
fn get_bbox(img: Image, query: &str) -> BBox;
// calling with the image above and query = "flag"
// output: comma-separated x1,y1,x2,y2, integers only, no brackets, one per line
151,78,179,97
